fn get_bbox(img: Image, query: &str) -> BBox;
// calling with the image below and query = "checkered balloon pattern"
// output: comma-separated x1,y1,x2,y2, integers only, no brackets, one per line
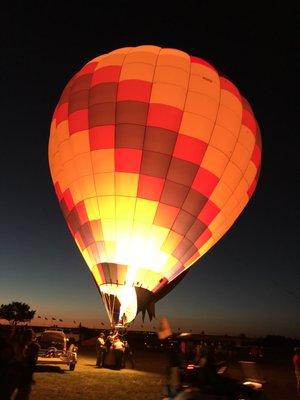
49,45,261,296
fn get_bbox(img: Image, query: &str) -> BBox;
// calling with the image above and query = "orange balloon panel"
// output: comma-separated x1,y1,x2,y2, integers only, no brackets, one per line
49,45,261,296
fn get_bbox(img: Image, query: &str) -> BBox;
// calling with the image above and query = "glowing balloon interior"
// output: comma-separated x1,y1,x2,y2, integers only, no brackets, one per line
48,46,262,326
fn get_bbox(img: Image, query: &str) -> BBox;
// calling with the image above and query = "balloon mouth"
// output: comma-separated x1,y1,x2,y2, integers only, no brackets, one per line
100,283,137,326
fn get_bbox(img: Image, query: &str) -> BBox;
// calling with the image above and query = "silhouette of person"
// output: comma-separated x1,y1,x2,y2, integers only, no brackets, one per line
0,331,23,399
293,347,300,396
96,333,107,368
122,340,135,369
113,336,125,370
15,329,40,400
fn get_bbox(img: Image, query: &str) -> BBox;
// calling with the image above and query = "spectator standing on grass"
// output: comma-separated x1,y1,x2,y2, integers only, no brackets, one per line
15,329,40,400
113,336,125,370
106,330,117,350
163,339,181,399
196,345,218,387
96,333,107,368
293,347,300,396
122,340,135,369
0,330,23,400
68,337,76,353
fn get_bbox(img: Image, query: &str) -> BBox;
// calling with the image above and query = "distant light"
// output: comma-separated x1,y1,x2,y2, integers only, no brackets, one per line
243,381,262,390
178,332,191,338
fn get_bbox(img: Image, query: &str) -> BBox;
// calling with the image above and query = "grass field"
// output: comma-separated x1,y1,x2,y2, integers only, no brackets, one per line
30,349,298,400
31,351,165,400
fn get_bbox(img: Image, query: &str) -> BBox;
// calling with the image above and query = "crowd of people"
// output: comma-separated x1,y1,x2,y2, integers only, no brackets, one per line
95,330,134,370
162,336,265,399
162,337,300,399
0,327,40,400
163,337,222,398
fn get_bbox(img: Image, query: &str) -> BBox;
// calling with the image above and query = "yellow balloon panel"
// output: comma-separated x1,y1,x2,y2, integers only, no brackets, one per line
49,45,262,295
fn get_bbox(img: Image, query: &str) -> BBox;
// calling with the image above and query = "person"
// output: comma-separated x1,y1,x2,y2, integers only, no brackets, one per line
250,345,259,359
96,333,107,368
119,313,127,326
67,336,77,367
113,336,125,370
122,340,135,369
0,330,23,399
15,329,40,400
104,331,117,368
293,347,300,396
196,345,218,387
163,338,181,399
68,337,76,353
106,330,117,349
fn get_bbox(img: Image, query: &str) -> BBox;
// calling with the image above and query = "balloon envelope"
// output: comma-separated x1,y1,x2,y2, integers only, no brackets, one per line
48,46,261,325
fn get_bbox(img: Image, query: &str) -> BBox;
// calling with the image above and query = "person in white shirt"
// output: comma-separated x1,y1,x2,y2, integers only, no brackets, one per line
96,333,107,368
113,336,125,370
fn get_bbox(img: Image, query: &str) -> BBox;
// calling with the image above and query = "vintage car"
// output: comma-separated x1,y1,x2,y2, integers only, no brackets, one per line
37,329,77,371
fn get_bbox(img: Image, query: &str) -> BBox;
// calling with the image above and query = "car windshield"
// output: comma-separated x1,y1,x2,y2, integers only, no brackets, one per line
39,332,65,350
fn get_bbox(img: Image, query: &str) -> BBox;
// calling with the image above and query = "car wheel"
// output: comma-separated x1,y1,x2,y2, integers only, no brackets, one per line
69,363,76,371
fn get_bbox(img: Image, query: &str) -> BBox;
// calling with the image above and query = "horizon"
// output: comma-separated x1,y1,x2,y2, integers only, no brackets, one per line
1,318,299,341
1,303,299,339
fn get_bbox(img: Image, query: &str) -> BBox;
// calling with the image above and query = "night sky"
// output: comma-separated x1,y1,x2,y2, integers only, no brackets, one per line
1,2,299,337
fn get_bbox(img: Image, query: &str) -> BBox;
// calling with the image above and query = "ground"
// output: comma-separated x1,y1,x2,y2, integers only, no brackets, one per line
31,350,298,400
31,350,165,400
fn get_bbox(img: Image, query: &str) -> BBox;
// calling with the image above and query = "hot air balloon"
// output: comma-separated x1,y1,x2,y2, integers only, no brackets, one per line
48,45,261,327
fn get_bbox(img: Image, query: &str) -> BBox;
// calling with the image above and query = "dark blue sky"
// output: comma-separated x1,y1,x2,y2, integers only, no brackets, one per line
0,2,299,337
